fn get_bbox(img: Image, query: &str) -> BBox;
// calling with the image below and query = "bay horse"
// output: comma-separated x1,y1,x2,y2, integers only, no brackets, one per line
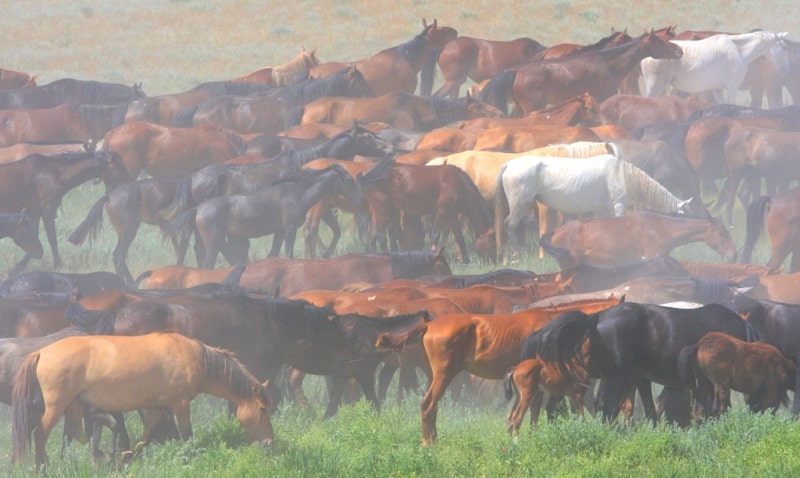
166,164,363,267
539,211,736,269
0,78,144,110
0,150,132,270
599,94,711,131
480,31,683,116
0,211,43,276
0,102,124,147
741,189,800,273
300,91,504,131
11,332,274,468
0,68,37,89
231,47,319,86
523,302,761,423
459,92,601,131
641,31,789,104
102,121,247,179
471,125,602,152
493,153,708,261
309,19,457,97
678,331,795,416
375,294,623,444
430,36,547,98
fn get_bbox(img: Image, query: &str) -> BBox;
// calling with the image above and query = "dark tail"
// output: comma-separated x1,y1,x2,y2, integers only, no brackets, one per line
744,320,761,343
162,208,198,255
131,270,152,289
539,231,570,259
222,264,247,287
479,70,516,116
419,48,442,97
503,367,517,401
740,195,771,264
375,323,429,352
173,104,199,127
12,351,41,464
68,195,110,245
676,343,699,389
159,175,193,222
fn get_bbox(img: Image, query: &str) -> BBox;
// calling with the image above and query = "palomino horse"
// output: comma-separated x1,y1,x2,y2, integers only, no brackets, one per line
525,302,761,423
0,103,124,147
480,31,683,116
166,164,363,267
309,19,457,97
430,36,547,98
375,294,623,445
539,211,736,269
11,333,274,468
102,121,246,178
742,189,800,272
231,47,319,86
678,332,795,416
0,211,43,276
493,153,707,261
0,78,144,110
0,151,132,270
0,68,37,89
641,31,789,104
300,92,504,131
460,92,601,131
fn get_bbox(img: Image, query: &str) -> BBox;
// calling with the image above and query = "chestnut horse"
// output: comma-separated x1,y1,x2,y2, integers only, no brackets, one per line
0,68,37,89
11,333,274,468
102,121,246,178
0,103,124,147
231,47,319,86
742,189,800,272
375,294,623,445
599,94,711,130
309,19,457,97
460,92,600,131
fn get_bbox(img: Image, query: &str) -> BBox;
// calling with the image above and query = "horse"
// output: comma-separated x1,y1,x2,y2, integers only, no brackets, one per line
166,164,363,267
0,102,124,147
0,78,144,110
459,92,601,131
641,31,789,104
0,270,126,299
101,121,247,179
375,294,623,444
678,332,795,416
0,150,132,270
0,68,38,89
599,94,712,130
415,128,478,153
493,153,708,261
0,141,95,165
300,92,504,131
11,332,274,468
430,36,547,97
309,19,457,97
741,189,800,273
178,65,376,134
124,81,273,126
471,125,601,152
231,47,319,86
539,211,736,269
612,139,702,202
0,211,43,276
480,31,683,116
523,302,761,424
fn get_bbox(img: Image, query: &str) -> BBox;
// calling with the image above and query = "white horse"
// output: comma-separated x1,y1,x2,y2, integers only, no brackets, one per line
641,31,789,104
493,153,706,260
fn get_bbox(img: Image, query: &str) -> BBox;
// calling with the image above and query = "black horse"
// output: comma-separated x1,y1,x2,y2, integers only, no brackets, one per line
523,302,760,423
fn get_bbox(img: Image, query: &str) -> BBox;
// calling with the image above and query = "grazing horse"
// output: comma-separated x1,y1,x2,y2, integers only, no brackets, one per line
678,332,795,416
231,47,319,86
0,151,132,270
0,68,37,89
300,92,504,131
480,31,683,116
540,211,736,269
741,189,800,272
375,295,623,444
493,153,707,261
523,302,760,423
0,103,124,147
641,31,789,104
102,121,246,179
430,36,547,97
11,333,274,468
310,19,457,97
0,211,43,276
166,164,363,267
0,78,144,110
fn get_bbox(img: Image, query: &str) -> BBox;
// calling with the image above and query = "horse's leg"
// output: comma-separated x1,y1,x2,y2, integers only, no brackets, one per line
320,207,342,258
420,353,462,446
355,368,381,412
447,216,471,264
597,375,635,423
221,235,249,265
111,223,139,284
324,376,347,418
40,212,63,269
303,204,323,259
377,364,397,403
282,225,299,258
636,380,658,426
172,402,193,441
287,367,310,408
267,230,285,257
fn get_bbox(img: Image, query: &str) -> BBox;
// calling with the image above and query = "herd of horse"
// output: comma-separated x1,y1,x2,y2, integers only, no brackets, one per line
3,17,800,469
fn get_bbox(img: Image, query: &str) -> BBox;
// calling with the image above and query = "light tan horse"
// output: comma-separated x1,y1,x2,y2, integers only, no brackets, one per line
12,333,273,468
232,47,320,87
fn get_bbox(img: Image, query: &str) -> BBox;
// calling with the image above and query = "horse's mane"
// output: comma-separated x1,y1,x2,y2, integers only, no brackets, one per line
617,160,689,213
397,28,431,65
280,66,369,113
389,250,444,279
427,96,469,127
529,142,613,158
65,302,117,335
567,31,630,56
192,81,273,97
199,341,261,400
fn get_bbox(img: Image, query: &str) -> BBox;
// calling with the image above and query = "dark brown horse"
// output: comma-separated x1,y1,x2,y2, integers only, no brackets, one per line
102,121,246,178
481,31,683,116
309,19,457,97
0,103,124,147
0,151,132,269
430,36,547,97
741,189,800,272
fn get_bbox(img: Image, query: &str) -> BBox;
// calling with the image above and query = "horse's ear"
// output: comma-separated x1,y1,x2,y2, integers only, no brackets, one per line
254,382,272,410
422,18,428,28
433,19,437,29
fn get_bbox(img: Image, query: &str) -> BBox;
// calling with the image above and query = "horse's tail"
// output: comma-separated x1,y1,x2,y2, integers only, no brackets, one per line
131,270,152,289
172,104,199,128
741,195,771,264
503,366,518,401
479,70,516,116
67,195,109,246
222,264,247,287
744,320,762,343
676,343,699,389
162,207,198,254
159,175,193,222
375,323,429,352
494,163,510,261
12,351,41,464
419,47,442,97
539,230,570,259
65,301,117,335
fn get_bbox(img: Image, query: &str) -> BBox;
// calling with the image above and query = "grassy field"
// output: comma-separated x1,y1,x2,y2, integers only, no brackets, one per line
0,1,798,475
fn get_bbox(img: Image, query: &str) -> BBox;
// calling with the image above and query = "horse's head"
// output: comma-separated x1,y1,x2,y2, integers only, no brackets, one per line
465,92,505,119
421,18,458,48
300,46,320,68
345,120,395,158
237,380,274,447
344,65,375,97
474,228,497,264
643,30,683,60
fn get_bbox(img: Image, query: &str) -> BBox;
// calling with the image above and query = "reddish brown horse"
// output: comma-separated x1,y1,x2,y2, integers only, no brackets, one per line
0,103,122,147
231,47,319,86
472,125,601,152
430,36,547,97
460,92,601,131
599,94,712,130
481,31,683,117
309,19,457,97
0,68,37,89
742,189,800,272
102,121,246,178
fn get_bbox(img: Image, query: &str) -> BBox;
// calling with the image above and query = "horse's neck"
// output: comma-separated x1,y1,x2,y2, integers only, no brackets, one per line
645,214,706,248
605,39,660,77
300,170,339,206
732,35,775,64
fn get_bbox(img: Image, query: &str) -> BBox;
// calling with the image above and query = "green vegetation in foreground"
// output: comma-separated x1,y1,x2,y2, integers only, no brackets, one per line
1,392,800,477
